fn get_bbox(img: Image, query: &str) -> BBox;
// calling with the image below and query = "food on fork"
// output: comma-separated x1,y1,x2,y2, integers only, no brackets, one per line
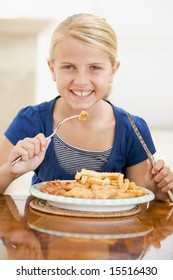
40,169,149,199
79,111,88,121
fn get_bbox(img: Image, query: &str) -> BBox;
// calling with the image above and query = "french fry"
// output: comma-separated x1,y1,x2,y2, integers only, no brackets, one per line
79,111,88,121
40,169,149,199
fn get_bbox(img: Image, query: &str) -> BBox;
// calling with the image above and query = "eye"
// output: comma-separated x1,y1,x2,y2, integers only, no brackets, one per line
64,64,75,70
90,65,101,70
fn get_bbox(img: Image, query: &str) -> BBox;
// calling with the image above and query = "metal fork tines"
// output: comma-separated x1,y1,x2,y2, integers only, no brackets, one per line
47,114,81,140
127,112,173,203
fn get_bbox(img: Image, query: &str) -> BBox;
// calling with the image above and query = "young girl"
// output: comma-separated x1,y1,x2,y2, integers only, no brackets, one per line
0,13,173,200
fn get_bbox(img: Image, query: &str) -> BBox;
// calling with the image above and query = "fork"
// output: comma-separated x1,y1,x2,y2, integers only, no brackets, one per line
127,112,173,203
11,111,88,166
47,113,86,139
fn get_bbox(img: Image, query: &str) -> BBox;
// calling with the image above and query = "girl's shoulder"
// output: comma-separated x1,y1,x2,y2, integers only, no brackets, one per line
19,97,57,115
5,97,58,144
106,100,146,127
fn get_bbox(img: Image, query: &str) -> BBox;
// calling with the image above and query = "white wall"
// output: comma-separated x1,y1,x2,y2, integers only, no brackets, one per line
93,0,173,129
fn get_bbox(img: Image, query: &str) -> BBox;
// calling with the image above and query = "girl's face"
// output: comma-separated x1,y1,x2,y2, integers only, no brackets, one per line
48,38,119,111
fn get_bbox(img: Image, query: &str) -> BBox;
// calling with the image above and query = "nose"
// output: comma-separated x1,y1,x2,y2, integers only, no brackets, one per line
73,70,88,84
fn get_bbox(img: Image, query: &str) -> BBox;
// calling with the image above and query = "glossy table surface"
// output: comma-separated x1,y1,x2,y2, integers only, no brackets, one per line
0,194,173,260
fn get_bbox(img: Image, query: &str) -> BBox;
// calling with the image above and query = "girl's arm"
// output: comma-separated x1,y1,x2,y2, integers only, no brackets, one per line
125,160,147,187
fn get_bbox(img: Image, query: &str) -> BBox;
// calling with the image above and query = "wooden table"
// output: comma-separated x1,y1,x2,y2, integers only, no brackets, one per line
0,194,173,260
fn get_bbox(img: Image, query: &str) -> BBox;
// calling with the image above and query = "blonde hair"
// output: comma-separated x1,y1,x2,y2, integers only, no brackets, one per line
48,13,118,67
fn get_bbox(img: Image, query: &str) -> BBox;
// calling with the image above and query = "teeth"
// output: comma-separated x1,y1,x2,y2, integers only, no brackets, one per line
73,91,92,97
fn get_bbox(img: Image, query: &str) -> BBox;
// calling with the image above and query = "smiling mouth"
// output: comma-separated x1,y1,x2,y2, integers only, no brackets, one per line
71,90,93,97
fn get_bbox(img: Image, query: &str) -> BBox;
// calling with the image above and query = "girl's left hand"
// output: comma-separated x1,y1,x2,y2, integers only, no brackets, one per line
145,159,173,201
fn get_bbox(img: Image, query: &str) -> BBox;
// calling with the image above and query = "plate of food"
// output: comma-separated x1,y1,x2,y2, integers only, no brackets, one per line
29,169,155,212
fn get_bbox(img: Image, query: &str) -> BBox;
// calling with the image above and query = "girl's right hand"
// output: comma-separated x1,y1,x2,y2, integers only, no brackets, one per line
9,133,51,175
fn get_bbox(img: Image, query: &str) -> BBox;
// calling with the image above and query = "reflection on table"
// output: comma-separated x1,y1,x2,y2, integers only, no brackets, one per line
0,195,173,260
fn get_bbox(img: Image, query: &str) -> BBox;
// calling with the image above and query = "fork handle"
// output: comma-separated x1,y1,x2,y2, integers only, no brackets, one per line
11,156,22,166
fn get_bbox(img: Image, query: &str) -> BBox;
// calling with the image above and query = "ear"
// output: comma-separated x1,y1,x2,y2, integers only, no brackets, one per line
47,60,56,81
109,61,120,83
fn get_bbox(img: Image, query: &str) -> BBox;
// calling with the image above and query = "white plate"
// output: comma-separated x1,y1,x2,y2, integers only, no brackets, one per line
30,181,155,212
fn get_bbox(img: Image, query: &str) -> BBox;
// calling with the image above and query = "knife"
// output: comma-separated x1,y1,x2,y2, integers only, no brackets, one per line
127,112,173,203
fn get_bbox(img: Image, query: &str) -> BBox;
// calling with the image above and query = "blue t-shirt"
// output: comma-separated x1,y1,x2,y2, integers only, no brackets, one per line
5,97,156,184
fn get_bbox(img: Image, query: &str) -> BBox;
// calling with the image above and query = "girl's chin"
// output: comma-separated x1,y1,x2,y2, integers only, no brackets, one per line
70,104,91,112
